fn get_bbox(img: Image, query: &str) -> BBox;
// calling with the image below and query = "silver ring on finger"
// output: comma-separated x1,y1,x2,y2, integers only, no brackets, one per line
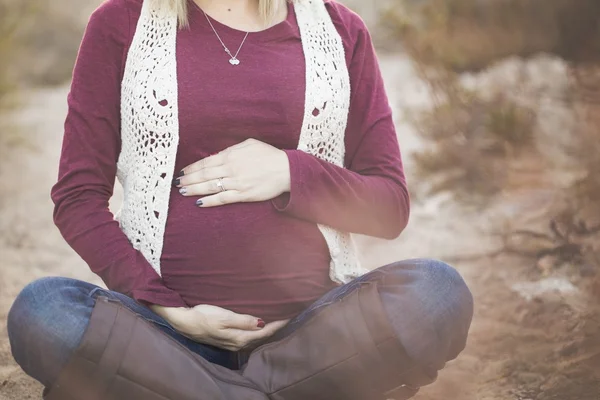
216,177,226,193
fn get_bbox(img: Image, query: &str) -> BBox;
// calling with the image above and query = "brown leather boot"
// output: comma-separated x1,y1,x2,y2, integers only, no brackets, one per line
45,284,431,400
241,282,433,400
43,296,269,400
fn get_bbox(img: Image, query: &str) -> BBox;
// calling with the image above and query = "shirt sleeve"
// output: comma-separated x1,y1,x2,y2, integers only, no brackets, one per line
272,11,410,240
50,0,187,307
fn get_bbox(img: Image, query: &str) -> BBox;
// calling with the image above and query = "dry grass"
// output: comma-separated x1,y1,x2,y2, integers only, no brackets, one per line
385,0,600,72
0,0,97,157
13,1,97,86
491,67,600,279
392,0,600,275
407,66,540,204
0,0,32,155
567,67,600,206
0,0,30,110
0,0,98,91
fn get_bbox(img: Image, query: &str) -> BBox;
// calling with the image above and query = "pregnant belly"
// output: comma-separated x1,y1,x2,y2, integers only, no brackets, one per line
159,194,336,321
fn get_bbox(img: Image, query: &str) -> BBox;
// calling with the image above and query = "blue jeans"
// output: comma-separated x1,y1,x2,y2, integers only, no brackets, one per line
7,259,473,390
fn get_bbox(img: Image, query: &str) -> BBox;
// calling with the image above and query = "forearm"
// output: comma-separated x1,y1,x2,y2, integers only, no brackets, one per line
149,304,189,324
51,1,188,307
273,150,410,239
52,193,188,307
270,11,411,239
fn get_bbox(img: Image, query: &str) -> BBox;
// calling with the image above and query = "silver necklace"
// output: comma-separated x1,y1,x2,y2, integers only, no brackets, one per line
203,11,249,66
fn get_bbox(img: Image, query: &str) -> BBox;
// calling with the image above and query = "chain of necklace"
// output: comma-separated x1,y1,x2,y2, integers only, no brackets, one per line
202,11,250,66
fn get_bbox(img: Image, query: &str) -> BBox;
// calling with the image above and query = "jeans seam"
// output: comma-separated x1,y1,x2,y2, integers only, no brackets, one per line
88,288,176,332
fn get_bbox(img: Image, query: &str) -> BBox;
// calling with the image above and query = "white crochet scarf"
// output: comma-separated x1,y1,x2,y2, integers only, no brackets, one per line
115,0,368,284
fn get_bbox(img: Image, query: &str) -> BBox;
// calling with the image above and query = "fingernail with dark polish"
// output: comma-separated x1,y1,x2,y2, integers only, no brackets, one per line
257,319,265,328
196,199,204,207
179,187,187,195
173,178,181,186
177,170,185,177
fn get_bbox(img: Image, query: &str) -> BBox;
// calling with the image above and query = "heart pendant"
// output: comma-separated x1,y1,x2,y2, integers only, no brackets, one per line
229,58,240,66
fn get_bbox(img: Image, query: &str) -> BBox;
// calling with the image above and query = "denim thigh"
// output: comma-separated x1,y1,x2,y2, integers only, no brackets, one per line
6,277,236,387
259,259,474,371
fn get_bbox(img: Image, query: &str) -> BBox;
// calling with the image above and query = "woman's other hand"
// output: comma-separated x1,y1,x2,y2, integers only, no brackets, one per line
174,139,291,207
150,304,289,351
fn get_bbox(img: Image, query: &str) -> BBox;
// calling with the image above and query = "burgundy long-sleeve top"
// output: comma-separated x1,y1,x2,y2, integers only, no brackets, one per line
51,0,410,322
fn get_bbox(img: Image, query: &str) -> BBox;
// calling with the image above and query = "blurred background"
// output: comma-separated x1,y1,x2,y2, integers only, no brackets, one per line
1,0,599,399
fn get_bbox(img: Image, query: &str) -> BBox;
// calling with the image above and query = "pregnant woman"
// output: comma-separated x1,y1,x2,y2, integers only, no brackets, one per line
7,0,474,398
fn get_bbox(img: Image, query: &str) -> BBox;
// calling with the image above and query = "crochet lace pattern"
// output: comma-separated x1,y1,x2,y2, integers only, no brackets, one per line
116,0,368,284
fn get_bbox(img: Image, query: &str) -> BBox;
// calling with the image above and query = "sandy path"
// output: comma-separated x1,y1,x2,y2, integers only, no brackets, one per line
1,53,593,399
0,86,102,399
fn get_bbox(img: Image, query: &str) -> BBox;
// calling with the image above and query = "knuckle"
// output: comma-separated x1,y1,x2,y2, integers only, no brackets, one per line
182,186,194,196
214,318,228,329
240,181,251,192
244,318,255,329
240,192,251,202
218,195,228,205
222,313,235,324
227,178,236,190
239,181,250,193
231,192,243,202
244,188,256,198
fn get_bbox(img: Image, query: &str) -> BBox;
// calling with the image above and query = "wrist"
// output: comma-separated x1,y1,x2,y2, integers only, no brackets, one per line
278,149,292,193
150,304,189,325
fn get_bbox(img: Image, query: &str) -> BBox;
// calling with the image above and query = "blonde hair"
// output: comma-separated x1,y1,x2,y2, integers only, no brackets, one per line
162,0,288,29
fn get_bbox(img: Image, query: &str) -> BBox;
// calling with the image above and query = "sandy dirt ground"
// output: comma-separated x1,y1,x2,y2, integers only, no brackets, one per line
1,52,600,400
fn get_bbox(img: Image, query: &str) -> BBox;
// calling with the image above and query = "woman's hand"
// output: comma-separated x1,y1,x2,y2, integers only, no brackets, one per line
150,304,289,351
174,139,291,207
